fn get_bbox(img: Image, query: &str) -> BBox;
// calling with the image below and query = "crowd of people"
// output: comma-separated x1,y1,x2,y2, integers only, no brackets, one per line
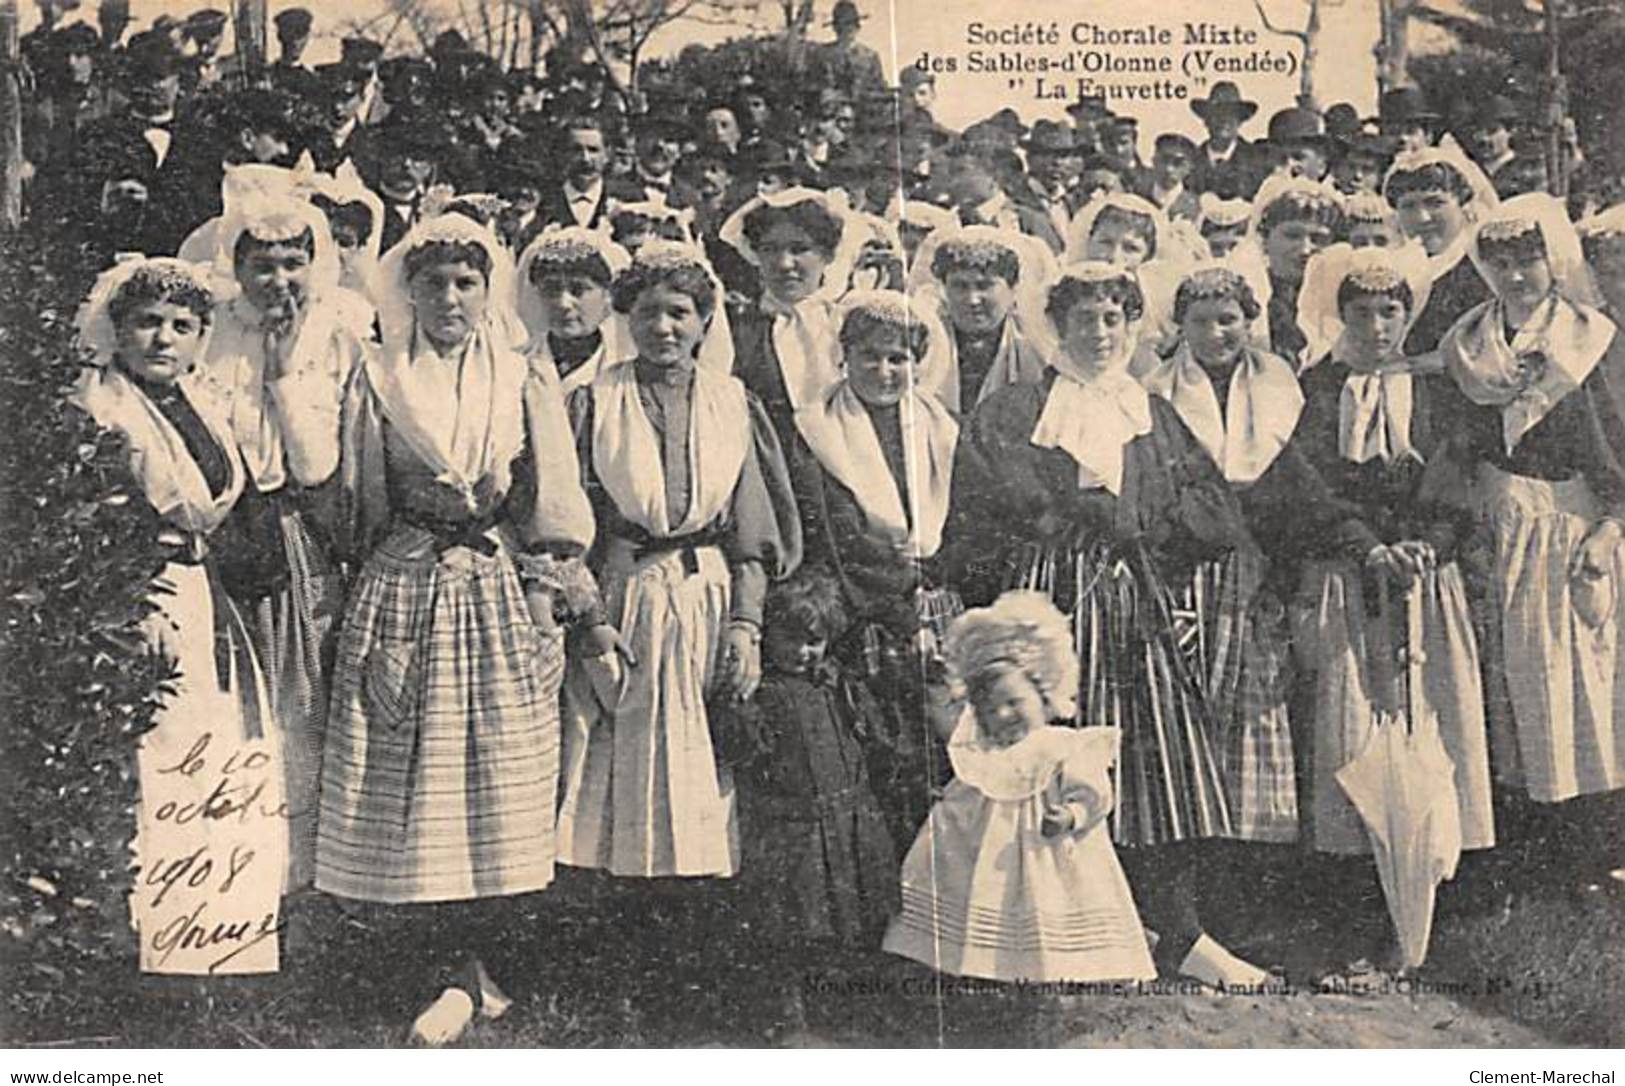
18,0,1625,1049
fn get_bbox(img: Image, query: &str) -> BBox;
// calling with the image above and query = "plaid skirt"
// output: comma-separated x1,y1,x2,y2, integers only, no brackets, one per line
315,524,564,904
1008,541,1233,847
239,509,345,893
1185,553,1299,843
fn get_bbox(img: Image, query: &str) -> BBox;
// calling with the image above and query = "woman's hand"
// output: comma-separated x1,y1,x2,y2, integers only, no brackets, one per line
581,622,638,667
1366,541,1433,586
1574,519,1623,574
722,622,762,702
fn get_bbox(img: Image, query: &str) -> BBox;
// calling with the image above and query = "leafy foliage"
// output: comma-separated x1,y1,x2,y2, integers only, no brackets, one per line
0,232,174,1039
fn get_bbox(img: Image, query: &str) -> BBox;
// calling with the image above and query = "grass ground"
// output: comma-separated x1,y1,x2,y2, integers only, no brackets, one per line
7,852,1618,1050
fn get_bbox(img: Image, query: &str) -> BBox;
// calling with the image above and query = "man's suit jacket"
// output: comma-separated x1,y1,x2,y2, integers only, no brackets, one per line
1193,138,1262,199
536,180,611,231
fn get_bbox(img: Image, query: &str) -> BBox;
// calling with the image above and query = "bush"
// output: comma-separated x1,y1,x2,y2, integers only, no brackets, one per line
0,232,173,1041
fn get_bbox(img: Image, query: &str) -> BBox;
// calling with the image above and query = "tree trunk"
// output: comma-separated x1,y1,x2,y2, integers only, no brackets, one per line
1376,0,1412,94
1,0,21,231
1299,0,1321,108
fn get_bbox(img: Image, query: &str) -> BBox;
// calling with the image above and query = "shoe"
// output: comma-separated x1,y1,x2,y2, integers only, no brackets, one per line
1177,933,1270,990
471,958,512,1021
409,987,476,1047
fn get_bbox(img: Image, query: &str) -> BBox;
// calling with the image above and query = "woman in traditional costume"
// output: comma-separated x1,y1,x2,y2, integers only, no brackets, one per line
72,258,284,973
515,226,632,394
722,186,864,443
788,289,961,841
314,211,608,1045
195,192,370,889
947,262,1282,986
907,224,1055,414
1437,194,1625,882
555,239,802,884
1290,241,1494,975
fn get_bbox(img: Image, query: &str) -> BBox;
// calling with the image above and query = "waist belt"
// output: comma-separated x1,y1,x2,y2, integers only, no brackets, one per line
399,508,504,557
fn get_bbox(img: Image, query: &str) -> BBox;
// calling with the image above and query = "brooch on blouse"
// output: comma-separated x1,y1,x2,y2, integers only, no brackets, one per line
1510,350,1549,390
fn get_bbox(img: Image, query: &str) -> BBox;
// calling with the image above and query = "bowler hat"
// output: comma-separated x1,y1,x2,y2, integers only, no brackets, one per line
1191,81,1258,122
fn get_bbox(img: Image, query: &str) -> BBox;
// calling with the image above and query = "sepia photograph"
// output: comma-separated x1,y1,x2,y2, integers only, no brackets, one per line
0,0,1620,1057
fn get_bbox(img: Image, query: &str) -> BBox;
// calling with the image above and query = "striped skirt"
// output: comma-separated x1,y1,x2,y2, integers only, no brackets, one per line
1185,553,1300,844
1005,542,1232,847
314,525,564,904
239,509,345,893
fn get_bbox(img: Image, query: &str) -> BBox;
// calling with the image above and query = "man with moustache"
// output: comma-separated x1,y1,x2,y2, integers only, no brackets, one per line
538,115,614,230
1190,80,1261,198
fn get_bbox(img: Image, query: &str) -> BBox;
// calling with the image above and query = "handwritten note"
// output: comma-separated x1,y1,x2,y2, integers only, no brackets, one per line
132,730,289,975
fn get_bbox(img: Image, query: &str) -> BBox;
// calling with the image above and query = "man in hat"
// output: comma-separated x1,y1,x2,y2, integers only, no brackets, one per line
1262,106,1331,183
339,36,386,125
363,107,451,251
896,119,949,202
491,137,551,252
24,22,109,177
1494,130,1551,199
899,65,939,131
1135,132,1202,222
945,149,1064,253
537,114,613,230
309,63,369,172
375,56,433,125
1190,80,1261,198
1064,92,1110,157
1462,95,1522,181
818,0,885,94
269,8,319,102
1329,128,1395,197
1375,86,1438,156
1009,119,1084,252
612,109,689,206
180,9,227,95
1100,115,1151,194
62,28,183,225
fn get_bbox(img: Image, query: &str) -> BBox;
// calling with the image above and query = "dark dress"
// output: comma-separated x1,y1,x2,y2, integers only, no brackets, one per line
1405,253,1491,356
722,665,899,945
788,401,961,844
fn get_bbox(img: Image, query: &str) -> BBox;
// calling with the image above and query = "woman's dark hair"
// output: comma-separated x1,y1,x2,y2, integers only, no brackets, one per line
930,241,1020,287
1046,274,1144,329
740,198,844,259
1336,275,1414,316
528,250,613,290
1476,221,1547,266
1090,204,1158,259
765,568,848,642
838,308,931,361
1383,162,1474,207
404,238,492,282
1257,192,1344,236
232,224,315,265
310,195,375,245
108,267,215,329
610,261,717,322
1172,268,1262,324
610,209,688,245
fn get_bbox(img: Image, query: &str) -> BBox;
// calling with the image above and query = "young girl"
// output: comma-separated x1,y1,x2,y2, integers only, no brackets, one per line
1292,242,1494,975
723,571,898,1032
515,227,631,393
883,591,1156,984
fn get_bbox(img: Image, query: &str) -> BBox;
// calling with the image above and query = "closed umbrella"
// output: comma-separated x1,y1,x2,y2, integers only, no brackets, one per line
1334,580,1463,970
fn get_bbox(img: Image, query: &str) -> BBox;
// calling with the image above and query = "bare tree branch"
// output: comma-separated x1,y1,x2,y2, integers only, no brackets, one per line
1252,0,1311,42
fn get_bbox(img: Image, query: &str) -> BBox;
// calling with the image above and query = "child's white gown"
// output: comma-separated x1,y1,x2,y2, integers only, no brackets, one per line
883,716,1157,983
